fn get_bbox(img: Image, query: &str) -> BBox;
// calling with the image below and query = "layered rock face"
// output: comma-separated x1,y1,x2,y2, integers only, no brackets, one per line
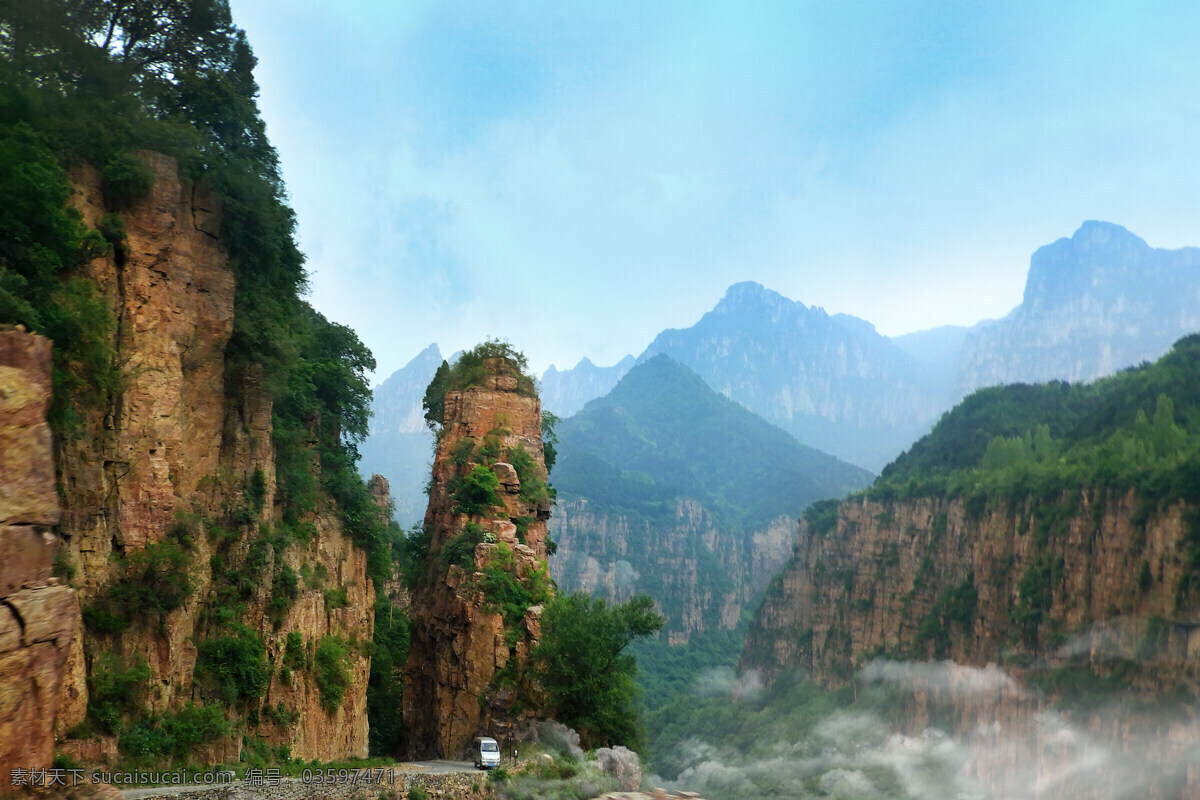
743,492,1200,798
550,499,793,643
403,365,552,759
0,329,84,785
51,153,371,762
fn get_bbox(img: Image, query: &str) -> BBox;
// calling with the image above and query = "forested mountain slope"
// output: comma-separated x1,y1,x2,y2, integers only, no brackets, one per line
549,355,871,647
739,334,1200,798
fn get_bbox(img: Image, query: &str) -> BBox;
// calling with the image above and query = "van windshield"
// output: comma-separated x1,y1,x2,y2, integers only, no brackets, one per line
481,742,499,752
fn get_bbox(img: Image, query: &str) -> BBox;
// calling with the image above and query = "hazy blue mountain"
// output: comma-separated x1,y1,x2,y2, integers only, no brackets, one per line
638,282,954,471
549,354,872,643
892,324,973,374
362,222,1200,525
539,354,635,417
357,343,441,527
959,221,1200,393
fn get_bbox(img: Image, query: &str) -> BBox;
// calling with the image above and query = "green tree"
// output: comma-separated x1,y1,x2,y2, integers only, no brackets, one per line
422,359,450,429
531,592,663,750
541,410,559,473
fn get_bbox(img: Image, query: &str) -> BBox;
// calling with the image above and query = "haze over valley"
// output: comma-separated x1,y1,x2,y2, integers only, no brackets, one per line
3,2,1199,799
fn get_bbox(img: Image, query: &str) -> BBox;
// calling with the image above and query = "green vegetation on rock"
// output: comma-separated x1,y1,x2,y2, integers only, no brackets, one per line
422,339,538,429
314,635,353,713
2,2,414,765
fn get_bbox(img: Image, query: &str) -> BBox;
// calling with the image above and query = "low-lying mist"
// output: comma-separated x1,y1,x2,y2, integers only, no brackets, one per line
648,660,1199,800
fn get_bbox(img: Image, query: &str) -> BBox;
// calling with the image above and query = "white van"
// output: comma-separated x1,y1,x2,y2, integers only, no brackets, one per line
473,736,502,769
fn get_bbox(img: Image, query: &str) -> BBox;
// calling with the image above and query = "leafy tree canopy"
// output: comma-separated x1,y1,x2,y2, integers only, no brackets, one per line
531,592,663,751
421,339,538,429
872,334,1200,511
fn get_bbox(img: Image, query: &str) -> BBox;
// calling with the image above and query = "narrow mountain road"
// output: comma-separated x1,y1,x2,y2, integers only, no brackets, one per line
117,762,481,799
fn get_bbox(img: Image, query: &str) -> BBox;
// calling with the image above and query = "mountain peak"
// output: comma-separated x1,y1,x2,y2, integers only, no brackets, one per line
1072,220,1145,247
1023,222,1154,311
402,342,443,370
716,281,806,315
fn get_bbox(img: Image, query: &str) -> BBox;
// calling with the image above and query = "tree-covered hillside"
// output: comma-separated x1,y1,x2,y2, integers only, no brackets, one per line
876,333,1200,508
554,354,873,532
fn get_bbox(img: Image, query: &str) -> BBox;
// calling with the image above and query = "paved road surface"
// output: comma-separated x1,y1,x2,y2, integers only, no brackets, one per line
119,762,479,798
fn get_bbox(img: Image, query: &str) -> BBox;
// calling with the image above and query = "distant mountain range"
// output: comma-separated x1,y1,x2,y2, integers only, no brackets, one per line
957,221,1200,392
548,355,872,641
540,221,1200,471
539,355,636,417
360,221,1200,520
356,343,441,528
637,281,954,471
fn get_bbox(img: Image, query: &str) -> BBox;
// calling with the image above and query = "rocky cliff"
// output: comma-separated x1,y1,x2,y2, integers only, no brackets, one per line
550,499,793,644
744,492,1200,683
0,328,84,786
959,221,1200,393
742,491,1200,798
402,361,553,759
49,153,372,763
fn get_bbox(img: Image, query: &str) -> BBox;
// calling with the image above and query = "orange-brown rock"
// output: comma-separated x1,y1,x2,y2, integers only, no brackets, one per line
47,153,370,764
0,329,82,788
403,367,553,759
743,490,1200,798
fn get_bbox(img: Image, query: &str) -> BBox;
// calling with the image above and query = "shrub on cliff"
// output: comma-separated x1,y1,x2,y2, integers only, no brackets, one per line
82,539,193,634
480,543,553,630
119,703,230,763
314,635,352,713
194,624,269,705
510,444,554,506
86,653,152,735
451,464,503,516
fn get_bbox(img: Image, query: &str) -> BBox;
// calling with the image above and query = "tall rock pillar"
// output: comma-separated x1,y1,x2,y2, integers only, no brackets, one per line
402,361,553,759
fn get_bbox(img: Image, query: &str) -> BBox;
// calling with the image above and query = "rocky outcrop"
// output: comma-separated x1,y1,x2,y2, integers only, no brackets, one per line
0,328,83,786
50,153,370,763
743,491,1200,798
550,499,794,643
744,492,1200,683
403,364,553,759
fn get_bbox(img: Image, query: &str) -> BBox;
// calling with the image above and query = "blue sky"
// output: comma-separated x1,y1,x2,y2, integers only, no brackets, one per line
228,0,1200,380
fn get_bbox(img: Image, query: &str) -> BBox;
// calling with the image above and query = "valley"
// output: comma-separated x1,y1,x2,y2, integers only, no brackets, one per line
3,3,1199,800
